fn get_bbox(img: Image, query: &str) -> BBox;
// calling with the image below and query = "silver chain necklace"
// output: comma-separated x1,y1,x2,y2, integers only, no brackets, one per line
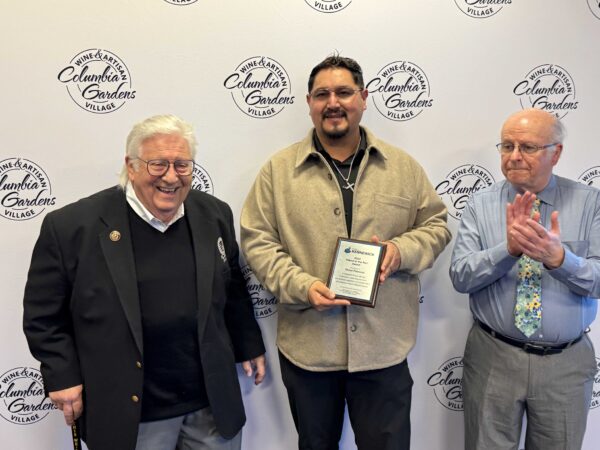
330,151,358,192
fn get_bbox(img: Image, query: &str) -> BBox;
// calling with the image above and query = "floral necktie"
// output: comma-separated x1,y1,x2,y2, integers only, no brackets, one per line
514,199,542,338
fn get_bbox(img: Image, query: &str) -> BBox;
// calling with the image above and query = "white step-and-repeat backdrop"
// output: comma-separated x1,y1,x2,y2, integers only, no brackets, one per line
1,1,599,449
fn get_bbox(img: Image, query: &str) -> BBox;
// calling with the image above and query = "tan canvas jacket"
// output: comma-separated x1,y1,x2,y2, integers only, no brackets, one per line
241,127,450,372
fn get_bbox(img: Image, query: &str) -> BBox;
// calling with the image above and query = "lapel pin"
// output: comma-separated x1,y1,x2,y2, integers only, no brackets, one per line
109,230,121,242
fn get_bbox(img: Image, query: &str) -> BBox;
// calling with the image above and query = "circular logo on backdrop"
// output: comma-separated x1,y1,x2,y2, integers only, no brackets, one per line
578,167,600,188
365,61,434,122
164,0,198,4
435,164,495,220
513,64,578,119
0,367,56,424
588,0,600,20
591,357,600,409
0,158,56,221
453,0,512,18
57,49,136,114
304,0,352,13
242,265,277,319
427,357,464,411
223,56,295,119
191,164,214,194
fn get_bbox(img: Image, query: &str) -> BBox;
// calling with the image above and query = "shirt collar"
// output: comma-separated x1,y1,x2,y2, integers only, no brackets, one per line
507,174,557,207
125,181,185,233
295,126,387,168
313,127,368,163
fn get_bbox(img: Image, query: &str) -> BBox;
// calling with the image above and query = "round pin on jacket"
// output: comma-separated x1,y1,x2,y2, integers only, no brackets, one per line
109,230,121,242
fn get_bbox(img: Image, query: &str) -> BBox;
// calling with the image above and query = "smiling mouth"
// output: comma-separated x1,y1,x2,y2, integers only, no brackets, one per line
157,186,178,194
323,110,346,120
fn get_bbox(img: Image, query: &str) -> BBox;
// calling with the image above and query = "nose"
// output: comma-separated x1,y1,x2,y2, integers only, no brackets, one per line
161,163,179,182
509,145,523,161
326,91,341,108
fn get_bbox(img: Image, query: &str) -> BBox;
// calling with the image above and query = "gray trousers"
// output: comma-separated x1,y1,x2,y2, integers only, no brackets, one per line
135,407,242,450
463,323,596,450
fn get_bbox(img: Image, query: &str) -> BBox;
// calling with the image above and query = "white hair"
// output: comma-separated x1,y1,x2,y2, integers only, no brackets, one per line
118,114,197,188
551,116,566,144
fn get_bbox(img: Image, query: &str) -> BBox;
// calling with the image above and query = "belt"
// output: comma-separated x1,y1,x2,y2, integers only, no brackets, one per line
477,320,584,356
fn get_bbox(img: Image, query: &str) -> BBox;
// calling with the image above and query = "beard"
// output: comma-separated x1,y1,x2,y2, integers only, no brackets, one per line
323,126,349,140
322,110,349,140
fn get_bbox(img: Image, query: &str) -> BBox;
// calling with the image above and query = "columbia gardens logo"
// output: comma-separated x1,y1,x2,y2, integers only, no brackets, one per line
192,164,214,194
0,367,56,424
591,357,600,409
436,164,494,220
513,64,578,119
0,158,56,221
578,166,600,188
305,0,352,13
453,0,512,18
366,61,433,122
242,265,277,319
223,56,295,119
588,0,600,20
57,49,136,114
164,0,198,4
427,357,463,411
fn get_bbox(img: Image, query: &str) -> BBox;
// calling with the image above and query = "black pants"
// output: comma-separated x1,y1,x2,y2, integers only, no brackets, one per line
279,351,412,450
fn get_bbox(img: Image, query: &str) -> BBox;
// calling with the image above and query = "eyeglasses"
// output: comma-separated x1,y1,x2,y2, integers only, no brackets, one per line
309,88,363,102
135,158,194,176
496,142,559,155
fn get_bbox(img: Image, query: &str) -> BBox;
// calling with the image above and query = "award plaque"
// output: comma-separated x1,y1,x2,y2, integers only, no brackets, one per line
327,238,386,307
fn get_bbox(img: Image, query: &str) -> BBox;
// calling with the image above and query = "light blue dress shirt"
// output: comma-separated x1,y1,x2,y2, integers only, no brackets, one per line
450,175,600,345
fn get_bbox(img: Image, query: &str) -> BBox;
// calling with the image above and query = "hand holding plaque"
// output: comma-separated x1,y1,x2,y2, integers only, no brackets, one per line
327,238,386,307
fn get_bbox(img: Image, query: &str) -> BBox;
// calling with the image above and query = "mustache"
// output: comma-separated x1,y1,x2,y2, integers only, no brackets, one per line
322,108,346,119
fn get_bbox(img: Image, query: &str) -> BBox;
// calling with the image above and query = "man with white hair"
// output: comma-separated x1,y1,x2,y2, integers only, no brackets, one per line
450,108,600,450
23,114,265,450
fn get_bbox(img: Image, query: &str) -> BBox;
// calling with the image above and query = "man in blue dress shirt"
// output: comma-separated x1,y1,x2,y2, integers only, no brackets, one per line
450,108,599,450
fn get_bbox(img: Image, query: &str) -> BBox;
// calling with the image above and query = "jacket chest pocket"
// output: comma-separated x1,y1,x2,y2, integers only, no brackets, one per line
370,193,415,238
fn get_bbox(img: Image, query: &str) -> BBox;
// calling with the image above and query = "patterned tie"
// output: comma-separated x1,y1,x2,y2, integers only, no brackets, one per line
514,198,542,338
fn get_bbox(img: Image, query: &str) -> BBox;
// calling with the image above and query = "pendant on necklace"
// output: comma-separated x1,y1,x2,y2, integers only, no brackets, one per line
343,183,355,191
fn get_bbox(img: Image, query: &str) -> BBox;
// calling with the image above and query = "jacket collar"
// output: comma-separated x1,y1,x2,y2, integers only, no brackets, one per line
294,126,390,169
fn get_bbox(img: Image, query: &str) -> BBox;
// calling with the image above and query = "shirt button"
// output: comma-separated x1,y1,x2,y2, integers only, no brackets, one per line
327,173,333,180
334,208,341,216
131,395,139,403
350,324,357,332
135,361,142,369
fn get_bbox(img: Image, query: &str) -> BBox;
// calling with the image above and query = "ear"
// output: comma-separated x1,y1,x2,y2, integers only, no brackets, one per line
551,144,563,166
361,89,368,110
126,156,136,180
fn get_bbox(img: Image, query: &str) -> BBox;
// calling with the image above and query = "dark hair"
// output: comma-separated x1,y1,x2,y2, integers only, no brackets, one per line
307,55,364,92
